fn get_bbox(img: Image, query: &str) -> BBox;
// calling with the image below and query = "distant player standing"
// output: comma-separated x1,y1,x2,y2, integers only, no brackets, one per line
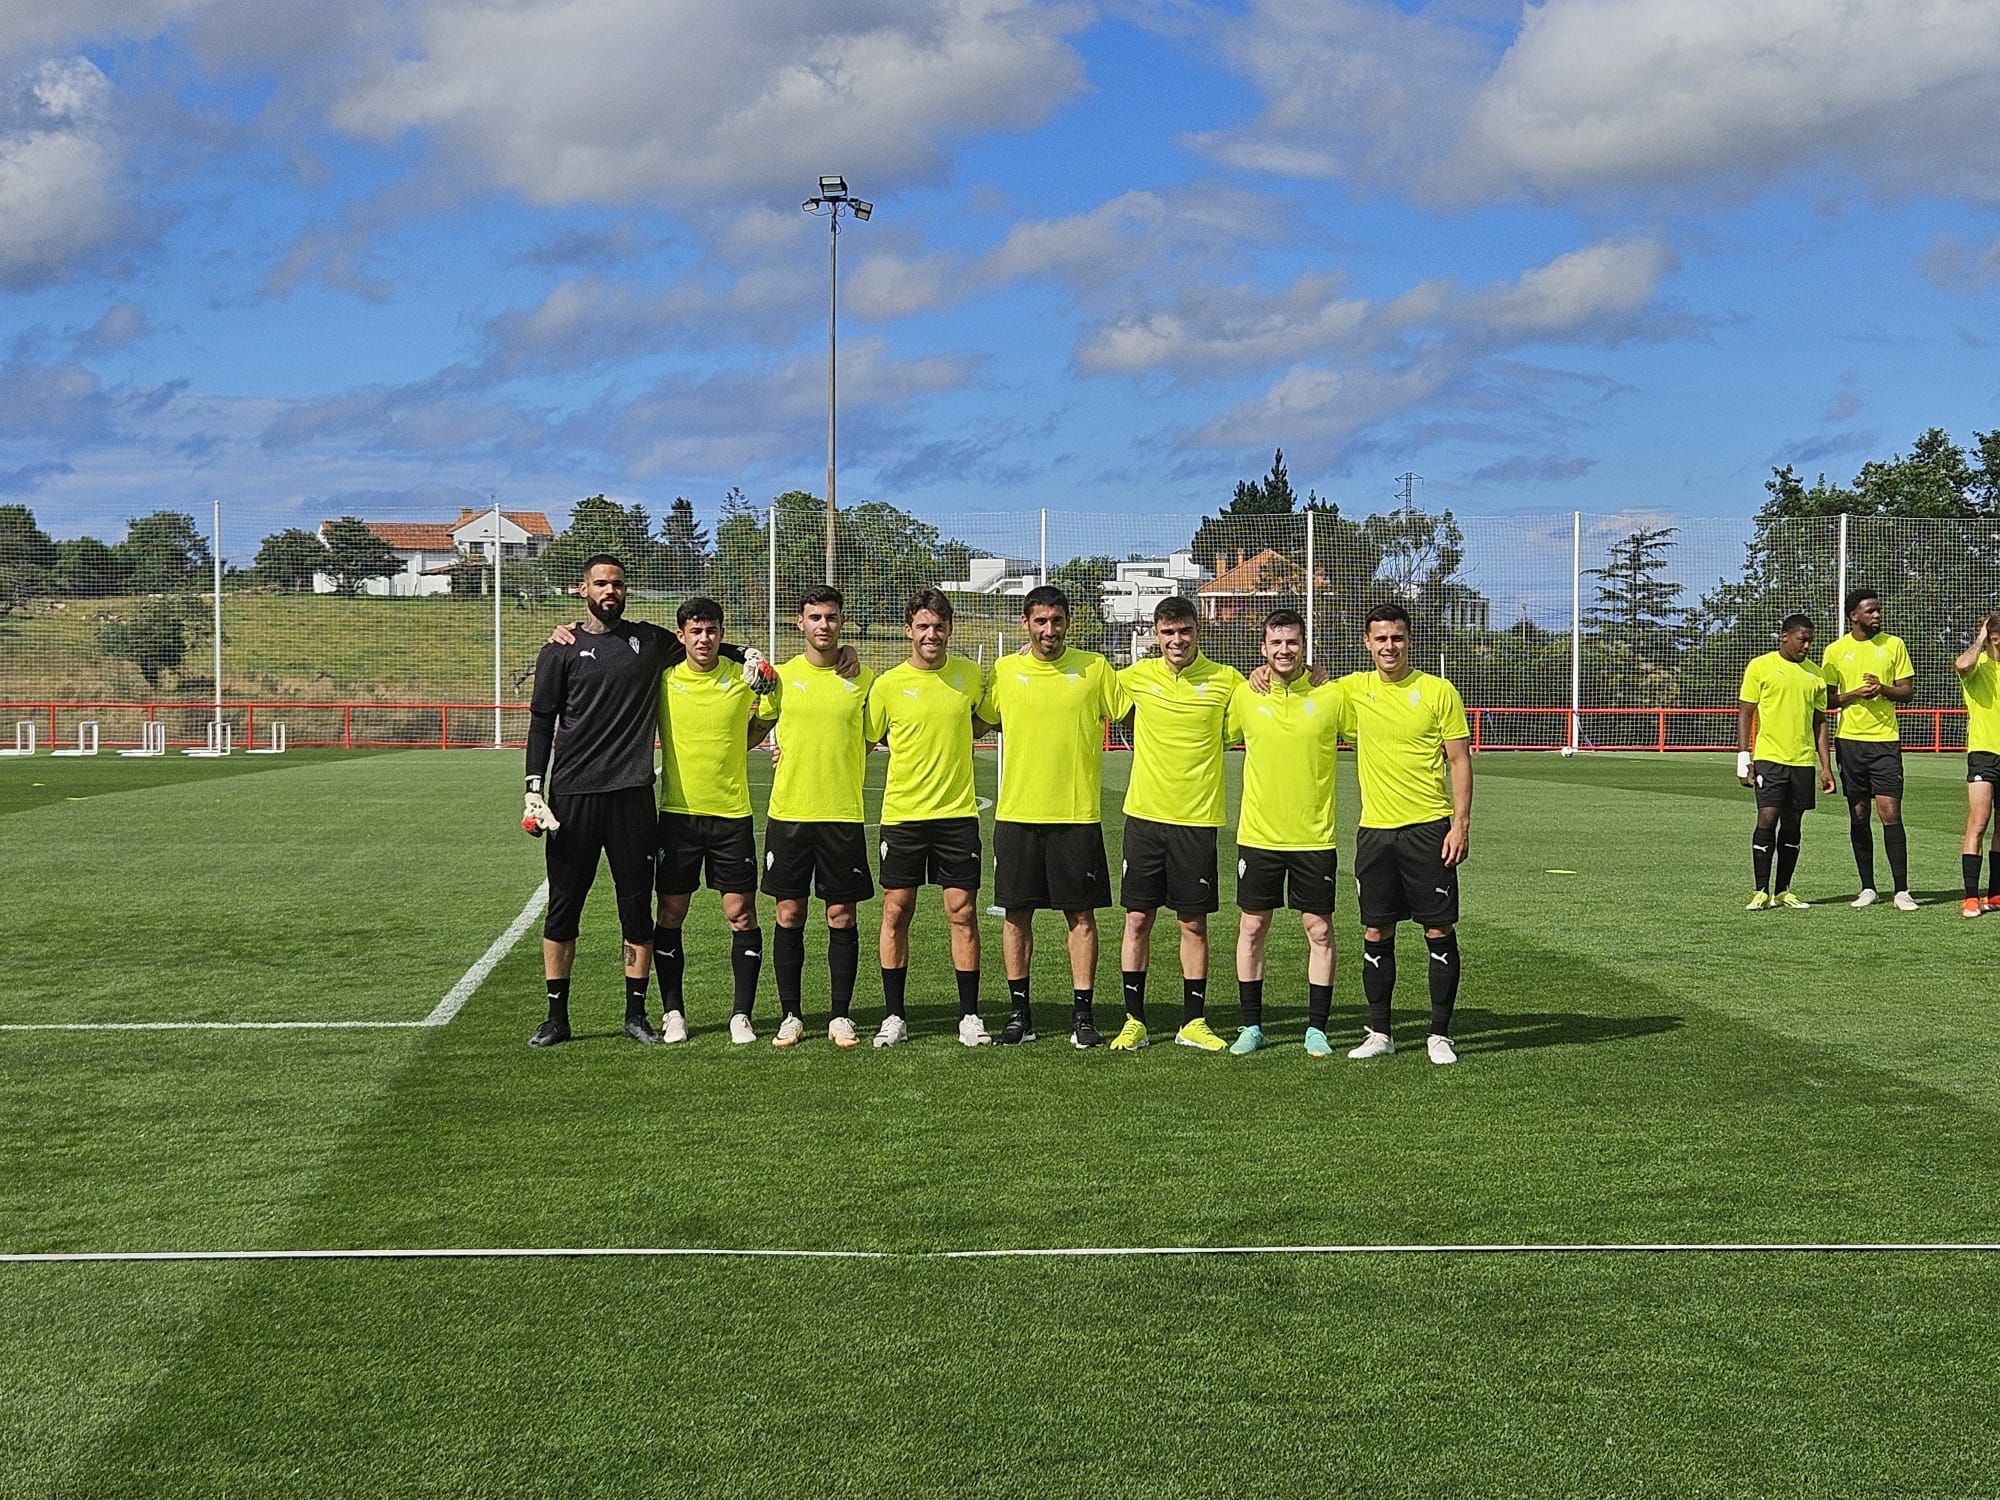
863,588,993,1047
978,586,1127,1047
1821,588,1917,909
1738,613,1836,911
1110,596,1243,1053
1225,609,1343,1057
1953,610,2000,918
756,586,876,1048
1342,603,1473,1066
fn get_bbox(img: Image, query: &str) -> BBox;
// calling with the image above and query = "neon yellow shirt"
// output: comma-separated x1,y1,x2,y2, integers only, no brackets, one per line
1739,651,1827,767
1961,655,2000,755
757,656,874,823
863,655,983,824
1340,669,1469,829
978,647,1128,824
1119,652,1244,828
1821,632,1914,743
1226,675,1343,849
658,659,756,817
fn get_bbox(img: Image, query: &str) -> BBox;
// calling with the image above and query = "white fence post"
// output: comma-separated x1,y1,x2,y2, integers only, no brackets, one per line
491,503,504,747
1038,508,1048,588
767,503,779,659
1570,511,1582,751
1836,512,1848,633
1304,508,1316,665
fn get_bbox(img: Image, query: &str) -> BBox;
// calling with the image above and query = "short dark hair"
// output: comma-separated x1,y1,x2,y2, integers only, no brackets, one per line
1261,608,1305,638
1153,595,1198,627
1022,585,1070,618
1844,586,1879,617
1779,612,1814,636
906,587,953,625
579,553,625,579
677,596,723,627
1365,601,1411,631
798,584,844,612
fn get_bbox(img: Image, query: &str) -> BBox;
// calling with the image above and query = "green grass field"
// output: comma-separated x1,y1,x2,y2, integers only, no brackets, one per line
4,748,1998,1495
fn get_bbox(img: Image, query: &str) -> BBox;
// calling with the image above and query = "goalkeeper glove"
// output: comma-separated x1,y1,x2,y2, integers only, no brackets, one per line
742,647,778,697
1735,750,1752,781
523,777,561,837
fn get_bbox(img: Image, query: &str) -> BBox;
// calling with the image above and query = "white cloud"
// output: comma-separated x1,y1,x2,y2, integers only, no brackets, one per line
0,2,211,70
75,299,151,353
0,57,127,291
1922,233,2000,293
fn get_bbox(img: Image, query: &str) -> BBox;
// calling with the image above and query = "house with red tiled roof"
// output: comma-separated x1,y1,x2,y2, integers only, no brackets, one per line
312,509,554,596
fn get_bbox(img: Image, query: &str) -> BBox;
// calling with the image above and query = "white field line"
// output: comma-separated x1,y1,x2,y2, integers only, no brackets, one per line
5,1241,2000,1266
0,882,547,1034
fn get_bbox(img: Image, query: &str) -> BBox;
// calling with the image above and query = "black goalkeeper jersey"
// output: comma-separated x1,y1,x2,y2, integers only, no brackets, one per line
529,620,683,796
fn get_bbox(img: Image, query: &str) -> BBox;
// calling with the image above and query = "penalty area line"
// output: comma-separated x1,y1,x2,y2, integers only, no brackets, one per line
5,1241,2000,1266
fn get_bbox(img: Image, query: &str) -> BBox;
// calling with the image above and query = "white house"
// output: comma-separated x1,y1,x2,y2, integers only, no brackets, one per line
940,555,1041,597
312,509,554,596
1101,550,1202,624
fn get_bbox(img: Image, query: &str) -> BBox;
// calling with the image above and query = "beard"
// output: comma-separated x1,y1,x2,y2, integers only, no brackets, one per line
586,594,626,627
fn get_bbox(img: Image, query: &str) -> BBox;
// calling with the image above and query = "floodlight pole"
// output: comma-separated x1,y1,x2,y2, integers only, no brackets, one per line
803,177,873,587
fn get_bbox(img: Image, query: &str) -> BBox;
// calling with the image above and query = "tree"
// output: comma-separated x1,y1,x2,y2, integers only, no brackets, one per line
253,528,330,592
1583,526,1686,706
540,495,665,590
1190,448,1300,572
833,500,964,637
1048,553,1119,654
119,511,211,593
658,497,710,594
704,487,771,631
98,598,199,688
0,504,58,615
52,536,131,596
1365,504,1470,650
319,516,401,596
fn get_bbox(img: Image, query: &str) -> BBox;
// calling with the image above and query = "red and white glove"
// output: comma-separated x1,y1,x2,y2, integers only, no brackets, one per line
742,647,778,697
523,778,561,837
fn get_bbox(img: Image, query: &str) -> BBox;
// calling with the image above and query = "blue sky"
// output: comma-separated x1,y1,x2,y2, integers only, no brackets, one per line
4,0,1999,563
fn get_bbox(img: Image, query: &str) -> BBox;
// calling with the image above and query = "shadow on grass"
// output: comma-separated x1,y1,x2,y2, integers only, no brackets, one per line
1448,1006,1683,1053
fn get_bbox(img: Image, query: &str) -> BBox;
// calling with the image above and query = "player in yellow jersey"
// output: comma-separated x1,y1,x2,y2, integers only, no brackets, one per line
1224,609,1342,1058
656,597,771,1044
1738,613,1836,912
978,586,1128,1048
863,588,995,1047
1952,610,2000,917
1342,603,1472,1066
1110,597,1244,1053
756,586,875,1048
1821,588,1917,909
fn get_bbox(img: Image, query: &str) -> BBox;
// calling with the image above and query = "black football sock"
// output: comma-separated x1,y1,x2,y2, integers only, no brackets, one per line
1007,976,1030,1016
955,967,981,1018
1361,936,1395,1033
1965,853,1983,901
623,975,648,1023
1990,850,2000,899
1752,825,1775,893
730,927,762,1018
1120,968,1147,1022
1774,814,1803,894
1883,822,1908,892
1849,819,1876,889
1181,977,1206,1024
1425,933,1461,1037
1072,988,1094,1025
827,927,860,1020
1307,982,1333,1033
652,926,684,1014
544,976,570,1027
773,922,806,1018
1238,977,1264,1028
881,965,909,1020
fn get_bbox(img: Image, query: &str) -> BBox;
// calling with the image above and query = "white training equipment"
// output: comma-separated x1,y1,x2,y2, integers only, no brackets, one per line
0,720,33,757
118,721,168,758
182,720,233,758
244,722,287,756
50,722,101,758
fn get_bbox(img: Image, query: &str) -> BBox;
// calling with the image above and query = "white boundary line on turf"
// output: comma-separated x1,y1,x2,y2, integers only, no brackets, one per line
0,881,548,1034
5,1241,2000,1266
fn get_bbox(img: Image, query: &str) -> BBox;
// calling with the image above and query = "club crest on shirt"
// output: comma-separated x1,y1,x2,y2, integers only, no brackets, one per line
628,636,641,654
1408,687,1421,705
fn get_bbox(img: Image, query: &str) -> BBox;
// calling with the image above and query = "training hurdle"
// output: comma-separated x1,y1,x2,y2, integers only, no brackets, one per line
182,720,233,759
49,722,101,758
0,721,33,758
244,723,288,756
117,721,168,758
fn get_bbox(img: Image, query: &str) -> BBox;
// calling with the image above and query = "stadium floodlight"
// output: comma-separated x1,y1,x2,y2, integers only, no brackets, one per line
800,174,874,586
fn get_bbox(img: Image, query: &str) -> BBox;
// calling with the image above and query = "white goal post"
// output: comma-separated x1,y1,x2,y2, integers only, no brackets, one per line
50,722,100,758
117,721,168,758
0,721,33,757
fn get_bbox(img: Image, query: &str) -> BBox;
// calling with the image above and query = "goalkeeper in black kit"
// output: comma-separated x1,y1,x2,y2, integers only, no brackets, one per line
522,554,768,1048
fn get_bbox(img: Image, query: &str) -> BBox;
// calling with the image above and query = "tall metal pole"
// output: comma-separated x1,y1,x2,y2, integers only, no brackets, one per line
212,499,223,732
768,502,779,659
825,211,838,587
1836,512,1848,634
1570,511,1582,751
1304,508,1316,665
491,503,504,747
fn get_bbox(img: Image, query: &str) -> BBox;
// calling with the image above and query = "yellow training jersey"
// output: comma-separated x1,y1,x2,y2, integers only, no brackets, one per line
1119,652,1244,828
1962,655,2000,755
658,659,756,817
1341,669,1470,830
1821,632,1913,743
1739,651,1827,767
1225,674,1343,849
863,655,984,824
758,656,874,823
978,647,1128,824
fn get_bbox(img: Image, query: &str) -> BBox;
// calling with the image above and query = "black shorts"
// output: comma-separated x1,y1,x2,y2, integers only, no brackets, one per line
1120,816,1219,914
763,819,874,904
657,811,758,896
1836,739,1903,800
1753,761,1818,812
994,821,1112,912
1354,820,1457,928
1968,751,2000,786
879,817,982,892
543,786,656,943
1235,846,1338,916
